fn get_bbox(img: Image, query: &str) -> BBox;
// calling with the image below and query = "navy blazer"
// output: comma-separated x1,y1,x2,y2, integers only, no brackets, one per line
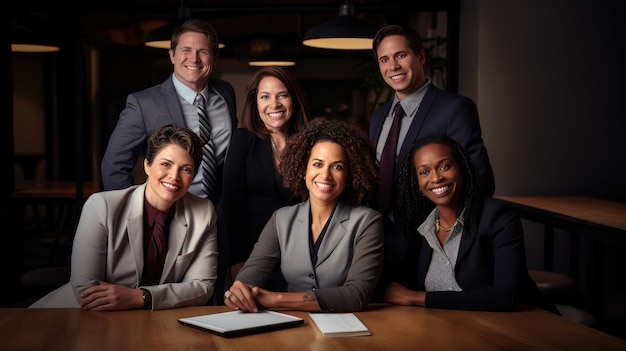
399,198,557,313
369,84,495,295
369,84,494,197
101,75,237,198
221,128,298,265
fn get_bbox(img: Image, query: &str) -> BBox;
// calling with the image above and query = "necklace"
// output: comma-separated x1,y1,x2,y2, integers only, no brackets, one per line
435,212,457,232
269,137,280,159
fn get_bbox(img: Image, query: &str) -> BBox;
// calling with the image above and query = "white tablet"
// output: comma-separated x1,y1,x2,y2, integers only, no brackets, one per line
178,310,304,338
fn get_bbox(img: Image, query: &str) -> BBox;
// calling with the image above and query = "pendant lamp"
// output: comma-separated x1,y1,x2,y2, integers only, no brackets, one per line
302,3,376,50
144,6,225,50
11,23,60,53
247,37,296,67
145,21,226,49
145,21,181,49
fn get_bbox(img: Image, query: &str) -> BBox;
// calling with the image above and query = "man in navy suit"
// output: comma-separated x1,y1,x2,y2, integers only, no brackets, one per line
101,19,237,304
368,24,495,298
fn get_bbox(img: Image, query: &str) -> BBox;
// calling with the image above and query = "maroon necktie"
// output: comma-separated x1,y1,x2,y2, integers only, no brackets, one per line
144,211,169,285
376,102,404,212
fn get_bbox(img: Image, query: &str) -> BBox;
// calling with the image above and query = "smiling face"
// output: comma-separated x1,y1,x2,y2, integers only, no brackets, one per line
257,76,293,133
305,141,348,206
413,143,463,211
376,34,427,100
169,31,214,91
144,144,196,211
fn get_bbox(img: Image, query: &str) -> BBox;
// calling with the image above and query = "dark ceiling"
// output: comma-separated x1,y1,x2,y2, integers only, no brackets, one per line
11,1,453,59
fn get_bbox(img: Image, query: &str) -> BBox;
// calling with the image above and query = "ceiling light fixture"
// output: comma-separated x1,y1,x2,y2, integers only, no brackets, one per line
248,59,296,67
11,24,60,53
145,21,226,50
247,38,296,67
11,44,60,53
302,3,377,50
145,7,225,50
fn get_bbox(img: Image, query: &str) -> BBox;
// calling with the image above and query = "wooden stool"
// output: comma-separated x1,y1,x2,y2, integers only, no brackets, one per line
529,270,595,326
555,304,595,326
529,270,580,305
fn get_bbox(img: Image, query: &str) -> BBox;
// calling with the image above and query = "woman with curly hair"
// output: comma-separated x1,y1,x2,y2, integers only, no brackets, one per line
383,133,557,314
224,118,383,312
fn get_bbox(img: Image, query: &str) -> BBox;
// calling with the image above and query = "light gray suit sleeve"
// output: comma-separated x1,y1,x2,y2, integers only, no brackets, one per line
313,207,384,312
30,185,218,310
235,202,384,312
235,213,282,287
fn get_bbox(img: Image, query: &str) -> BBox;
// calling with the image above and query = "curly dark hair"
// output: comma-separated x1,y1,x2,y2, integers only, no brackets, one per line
397,134,483,243
279,118,379,206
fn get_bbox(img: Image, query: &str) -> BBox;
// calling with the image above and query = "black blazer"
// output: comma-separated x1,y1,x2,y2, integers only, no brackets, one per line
400,198,558,313
221,128,298,265
369,84,496,294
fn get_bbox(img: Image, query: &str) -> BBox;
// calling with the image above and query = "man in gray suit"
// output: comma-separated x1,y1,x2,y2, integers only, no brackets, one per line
368,25,495,299
101,18,237,202
101,19,237,305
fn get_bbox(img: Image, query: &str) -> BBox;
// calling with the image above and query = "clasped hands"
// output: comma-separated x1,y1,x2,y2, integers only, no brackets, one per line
224,280,276,312
79,281,142,311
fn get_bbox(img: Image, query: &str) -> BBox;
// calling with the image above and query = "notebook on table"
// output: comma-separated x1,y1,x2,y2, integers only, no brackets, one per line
309,313,371,337
178,310,304,338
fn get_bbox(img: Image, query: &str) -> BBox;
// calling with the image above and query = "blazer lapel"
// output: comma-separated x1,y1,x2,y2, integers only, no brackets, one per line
258,138,278,191
161,77,186,126
396,84,438,179
161,198,189,282
126,184,148,281
456,226,475,266
314,201,349,267
370,101,393,146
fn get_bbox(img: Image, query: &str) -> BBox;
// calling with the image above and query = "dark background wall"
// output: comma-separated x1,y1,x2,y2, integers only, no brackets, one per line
6,0,625,325
459,0,626,322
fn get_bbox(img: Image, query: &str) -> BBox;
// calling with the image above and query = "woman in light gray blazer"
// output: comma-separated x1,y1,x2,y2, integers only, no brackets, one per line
30,125,218,310
224,118,383,313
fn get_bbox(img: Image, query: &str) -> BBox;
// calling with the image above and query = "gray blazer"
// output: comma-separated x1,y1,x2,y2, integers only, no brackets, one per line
101,75,237,193
236,200,384,312
29,184,218,310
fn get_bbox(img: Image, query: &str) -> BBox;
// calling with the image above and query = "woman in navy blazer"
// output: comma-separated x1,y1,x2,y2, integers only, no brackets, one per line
221,66,310,293
224,118,383,313
384,134,557,313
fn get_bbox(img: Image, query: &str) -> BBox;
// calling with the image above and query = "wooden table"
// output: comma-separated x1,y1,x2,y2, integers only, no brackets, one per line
495,196,626,316
1,305,624,350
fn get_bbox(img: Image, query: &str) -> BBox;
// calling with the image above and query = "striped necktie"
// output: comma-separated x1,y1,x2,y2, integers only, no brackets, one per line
195,93,218,201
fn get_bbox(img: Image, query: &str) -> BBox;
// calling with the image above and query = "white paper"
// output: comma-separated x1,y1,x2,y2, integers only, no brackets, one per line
309,313,371,337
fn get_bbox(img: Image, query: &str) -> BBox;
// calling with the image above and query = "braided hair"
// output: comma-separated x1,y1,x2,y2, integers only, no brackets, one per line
397,134,483,243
